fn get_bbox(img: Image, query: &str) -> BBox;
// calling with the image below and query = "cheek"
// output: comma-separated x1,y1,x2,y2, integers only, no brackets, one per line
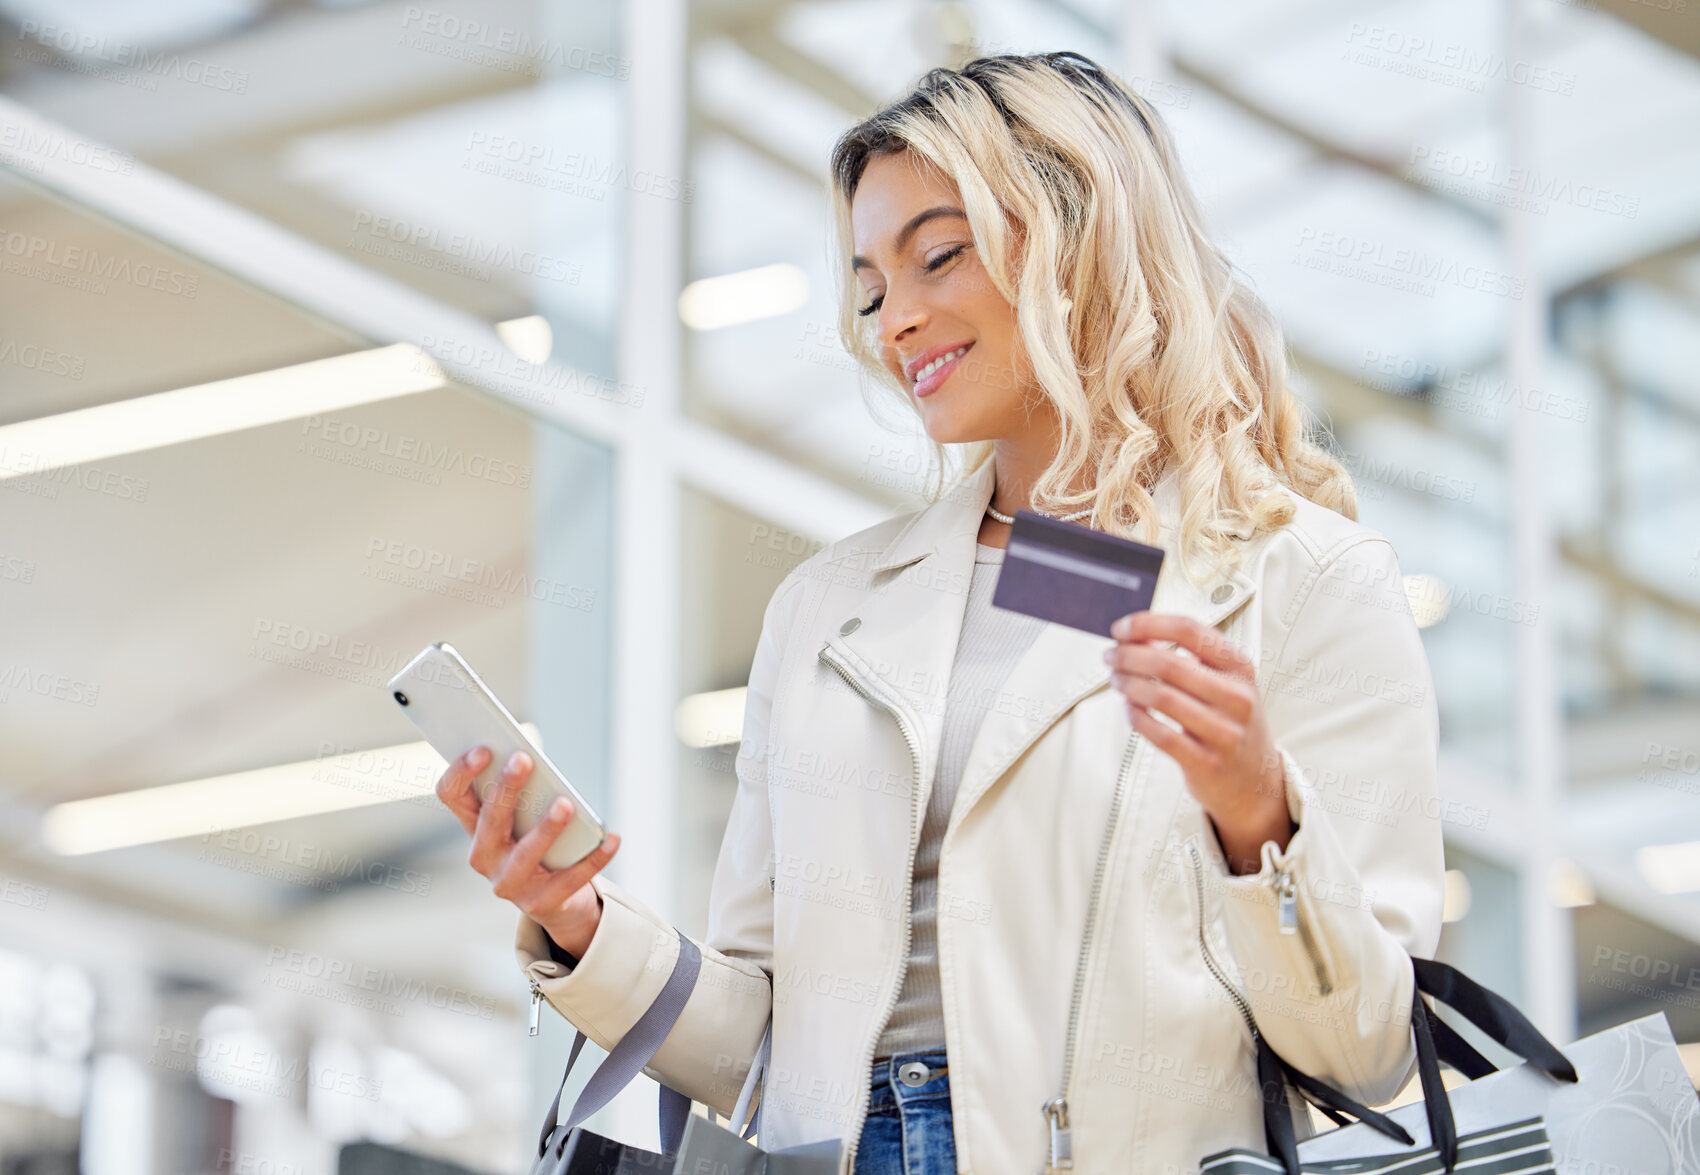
955,274,1023,391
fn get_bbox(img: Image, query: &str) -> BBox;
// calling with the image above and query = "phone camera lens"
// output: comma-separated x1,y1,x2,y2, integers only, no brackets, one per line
393,691,409,706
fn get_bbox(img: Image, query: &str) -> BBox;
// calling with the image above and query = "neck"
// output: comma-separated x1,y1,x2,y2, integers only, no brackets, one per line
984,437,1096,520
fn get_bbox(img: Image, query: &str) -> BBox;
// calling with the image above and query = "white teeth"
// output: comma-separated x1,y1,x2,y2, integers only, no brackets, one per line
915,346,968,383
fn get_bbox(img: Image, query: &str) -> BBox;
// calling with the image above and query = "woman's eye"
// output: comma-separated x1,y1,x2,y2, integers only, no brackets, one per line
925,244,968,272
857,294,884,318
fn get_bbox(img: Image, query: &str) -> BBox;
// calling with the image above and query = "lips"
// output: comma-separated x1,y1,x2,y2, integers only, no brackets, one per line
912,343,973,398
903,339,975,384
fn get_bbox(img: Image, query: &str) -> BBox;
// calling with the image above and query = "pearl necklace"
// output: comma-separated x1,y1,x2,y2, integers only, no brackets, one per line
986,500,1094,525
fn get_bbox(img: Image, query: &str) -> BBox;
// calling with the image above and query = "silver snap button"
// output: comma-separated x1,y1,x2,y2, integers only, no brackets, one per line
1210,584,1233,604
897,1060,930,1087
839,617,861,635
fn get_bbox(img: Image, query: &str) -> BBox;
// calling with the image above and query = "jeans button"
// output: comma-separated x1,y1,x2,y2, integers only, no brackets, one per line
897,1060,929,1087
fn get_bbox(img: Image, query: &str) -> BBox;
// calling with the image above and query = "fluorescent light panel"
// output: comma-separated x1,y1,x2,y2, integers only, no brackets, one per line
41,727,540,855
1441,869,1471,922
1403,574,1449,628
0,345,443,481
1637,840,1700,895
0,315,552,482
678,264,809,330
495,315,552,364
673,686,748,748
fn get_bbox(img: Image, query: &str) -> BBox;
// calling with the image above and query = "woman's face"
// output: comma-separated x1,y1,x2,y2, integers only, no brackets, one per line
849,151,1038,444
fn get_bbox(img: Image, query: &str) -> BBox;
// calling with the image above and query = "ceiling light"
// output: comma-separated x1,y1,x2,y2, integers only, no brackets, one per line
496,315,553,364
1551,857,1595,908
0,345,443,482
1403,574,1449,628
1442,869,1471,922
678,264,809,330
0,315,549,482
1637,840,1700,894
40,728,540,855
673,687,747,748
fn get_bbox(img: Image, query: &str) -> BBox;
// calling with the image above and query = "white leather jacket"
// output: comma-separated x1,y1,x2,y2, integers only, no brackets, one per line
516,457,1446,1174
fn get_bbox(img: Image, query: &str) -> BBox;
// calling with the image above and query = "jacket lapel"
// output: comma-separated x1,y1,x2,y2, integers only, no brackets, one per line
816,457,1259,823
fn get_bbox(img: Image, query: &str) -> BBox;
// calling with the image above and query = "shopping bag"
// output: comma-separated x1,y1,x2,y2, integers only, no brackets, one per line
338,1140,493,1174
1203,957,1700,1175
670,1115,842,1175
1199,1116,1557,1174
665,1015,844,1174
1294,1014,1700,1174
551,1129,675,1174
530,935,702,1175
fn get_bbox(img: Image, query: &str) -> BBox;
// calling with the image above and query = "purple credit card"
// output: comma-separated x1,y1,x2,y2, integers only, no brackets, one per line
990,509,1165,637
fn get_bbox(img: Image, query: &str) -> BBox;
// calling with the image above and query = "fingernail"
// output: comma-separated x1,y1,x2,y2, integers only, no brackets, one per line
470,746,489,767
550,798,569,819
1101,647,1115,663
508,750,529,772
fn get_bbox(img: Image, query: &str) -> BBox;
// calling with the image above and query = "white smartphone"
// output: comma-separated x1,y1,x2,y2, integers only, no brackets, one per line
388,642,607,871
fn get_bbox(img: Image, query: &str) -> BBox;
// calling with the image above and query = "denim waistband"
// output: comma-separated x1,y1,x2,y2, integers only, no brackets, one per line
869,1048,949,1087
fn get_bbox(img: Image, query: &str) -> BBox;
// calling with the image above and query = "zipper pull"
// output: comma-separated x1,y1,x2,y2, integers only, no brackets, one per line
528,978,543,1036
1042,1097,1072,1170
1276,869,1298,935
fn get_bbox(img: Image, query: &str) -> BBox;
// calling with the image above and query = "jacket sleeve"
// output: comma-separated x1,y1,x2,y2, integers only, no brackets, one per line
512,569,803,1116
1203,535,1446,1108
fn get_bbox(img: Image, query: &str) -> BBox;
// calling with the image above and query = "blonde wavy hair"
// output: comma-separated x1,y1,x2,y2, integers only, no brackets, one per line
827,50,1357,586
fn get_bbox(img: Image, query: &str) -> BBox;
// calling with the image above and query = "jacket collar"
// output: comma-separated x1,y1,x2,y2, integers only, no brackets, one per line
818,456,1259,824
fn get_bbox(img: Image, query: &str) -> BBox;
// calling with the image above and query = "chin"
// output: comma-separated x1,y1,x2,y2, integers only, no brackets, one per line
920,415,994,446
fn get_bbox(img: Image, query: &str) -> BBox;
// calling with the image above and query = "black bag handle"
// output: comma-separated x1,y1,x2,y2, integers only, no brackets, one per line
1419,1003,1496,1080
1257,1033,1415,1171
1256,956,1578,1175
1411,959,1576,1082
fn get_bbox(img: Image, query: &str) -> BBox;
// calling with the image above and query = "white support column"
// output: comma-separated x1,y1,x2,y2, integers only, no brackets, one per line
1504,0,1575,1042
604,0,689,1145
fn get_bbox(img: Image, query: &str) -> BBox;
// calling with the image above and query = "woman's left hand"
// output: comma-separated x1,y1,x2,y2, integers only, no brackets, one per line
1104,611,1294,874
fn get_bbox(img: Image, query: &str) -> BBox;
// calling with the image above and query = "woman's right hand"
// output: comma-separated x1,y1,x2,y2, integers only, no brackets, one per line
434,745,622,960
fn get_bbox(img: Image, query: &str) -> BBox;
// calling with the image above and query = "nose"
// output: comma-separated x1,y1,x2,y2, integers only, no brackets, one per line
879,285,927,350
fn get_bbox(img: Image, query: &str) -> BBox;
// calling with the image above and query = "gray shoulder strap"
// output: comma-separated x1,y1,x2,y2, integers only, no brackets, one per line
730,1016,773,1139
537,932,703,1157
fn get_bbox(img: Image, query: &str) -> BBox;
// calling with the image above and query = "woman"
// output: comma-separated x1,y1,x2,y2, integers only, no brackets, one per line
437,51,1445,1175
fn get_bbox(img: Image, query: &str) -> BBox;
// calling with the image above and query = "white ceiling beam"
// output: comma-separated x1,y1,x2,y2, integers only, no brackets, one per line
0,95,886,544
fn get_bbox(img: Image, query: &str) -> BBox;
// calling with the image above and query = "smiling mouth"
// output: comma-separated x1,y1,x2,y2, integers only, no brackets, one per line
911,343,973,387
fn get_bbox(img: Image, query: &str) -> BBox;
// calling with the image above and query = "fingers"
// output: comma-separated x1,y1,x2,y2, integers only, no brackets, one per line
1104,637,1257,729
1110,612,1256,681
495,794,580,889
1124,698,1213,775
529,833,622,912
435,746,490,837
1113,669,1238,753
469,751,533,874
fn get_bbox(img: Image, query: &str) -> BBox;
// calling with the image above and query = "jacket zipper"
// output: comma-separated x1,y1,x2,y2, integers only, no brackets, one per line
529,976,543,1036
1275,866,1333,995
1187,841,1259,1040
1193,843,1342,1139
818,643,925,1175
1041,732,1139,1172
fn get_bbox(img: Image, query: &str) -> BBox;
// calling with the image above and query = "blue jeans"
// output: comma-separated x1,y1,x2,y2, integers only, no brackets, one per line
853,1049,956,1175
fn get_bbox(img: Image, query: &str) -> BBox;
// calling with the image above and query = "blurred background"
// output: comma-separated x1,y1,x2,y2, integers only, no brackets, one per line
1,0,1697,1170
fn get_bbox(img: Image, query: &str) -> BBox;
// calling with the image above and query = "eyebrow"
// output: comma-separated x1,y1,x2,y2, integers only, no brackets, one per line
851,206,968,272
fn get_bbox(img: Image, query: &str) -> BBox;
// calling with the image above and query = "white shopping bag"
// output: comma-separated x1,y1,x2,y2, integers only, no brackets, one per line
1203,956,1700,1175
1297,1014,1700,1174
